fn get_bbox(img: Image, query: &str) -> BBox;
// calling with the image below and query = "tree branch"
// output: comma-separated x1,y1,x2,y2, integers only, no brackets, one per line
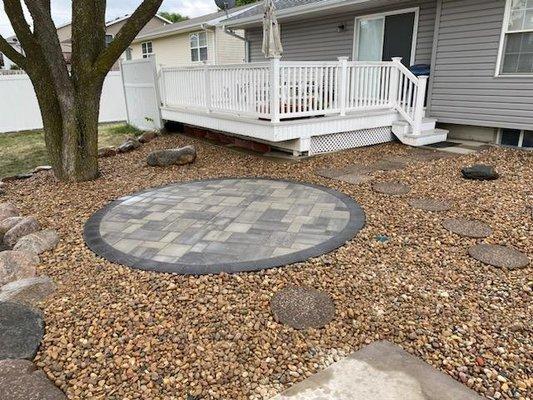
23,0,72,94
3,0,37,52
94,0,163,74
0,34,27,67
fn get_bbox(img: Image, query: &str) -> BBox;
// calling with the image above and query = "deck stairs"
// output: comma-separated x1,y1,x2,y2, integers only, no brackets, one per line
392,117,449,147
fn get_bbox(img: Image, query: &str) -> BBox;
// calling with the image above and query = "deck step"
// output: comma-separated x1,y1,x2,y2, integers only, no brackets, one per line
400,128,449,146
392,118,437,136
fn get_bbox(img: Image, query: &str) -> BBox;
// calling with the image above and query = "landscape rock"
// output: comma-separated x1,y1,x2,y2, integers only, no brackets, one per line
0,202,19,223
469,244,529,269
0,251,39,286
461,164,499,180
0,276,56,305
3,217,41,248
147,146,197,167
117,138,141,153
138,131,157,143
0,217,23,241
14,230,60,255
33,165,52,173
0,302,44,360
98,146,117,158
0,359,66,400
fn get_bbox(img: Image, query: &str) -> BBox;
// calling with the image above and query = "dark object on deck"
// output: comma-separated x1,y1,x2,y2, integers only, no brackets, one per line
410,64,430,76
461,164,499,181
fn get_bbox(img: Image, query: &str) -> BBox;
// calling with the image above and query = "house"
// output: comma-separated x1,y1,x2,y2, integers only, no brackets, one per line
1,14,170,70
0,36,24,70
129,5,254,67
221,0,533,149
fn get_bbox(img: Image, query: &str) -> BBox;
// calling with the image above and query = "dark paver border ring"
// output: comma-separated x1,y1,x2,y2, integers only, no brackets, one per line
83,178,366,275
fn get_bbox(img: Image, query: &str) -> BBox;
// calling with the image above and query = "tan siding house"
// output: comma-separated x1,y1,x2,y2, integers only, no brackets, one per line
130,7,253,67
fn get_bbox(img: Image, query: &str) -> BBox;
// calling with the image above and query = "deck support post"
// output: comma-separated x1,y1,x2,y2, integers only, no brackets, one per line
338,57,349,116
270,57,281,123
413,75,428,136
204,65,212,113
390,57,403,109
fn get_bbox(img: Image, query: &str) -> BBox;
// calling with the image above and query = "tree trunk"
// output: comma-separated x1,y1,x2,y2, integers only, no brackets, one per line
31,73,104,182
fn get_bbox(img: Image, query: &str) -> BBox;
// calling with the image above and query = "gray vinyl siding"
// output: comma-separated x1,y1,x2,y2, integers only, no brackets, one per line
245,0,438,64
429,0,533,130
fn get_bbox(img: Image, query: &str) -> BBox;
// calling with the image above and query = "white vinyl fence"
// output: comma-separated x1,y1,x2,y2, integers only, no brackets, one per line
0,71,127,133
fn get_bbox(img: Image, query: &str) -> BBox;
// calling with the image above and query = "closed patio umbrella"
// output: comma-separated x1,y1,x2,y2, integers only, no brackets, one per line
262,0,283,59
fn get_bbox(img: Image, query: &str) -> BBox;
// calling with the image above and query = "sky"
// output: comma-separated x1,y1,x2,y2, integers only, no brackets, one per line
0,0,218,37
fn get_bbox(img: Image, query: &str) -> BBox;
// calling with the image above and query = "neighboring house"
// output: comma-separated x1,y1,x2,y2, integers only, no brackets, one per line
130,5,254,67
0,36,24,70
1,14,170,70
221,0,533,149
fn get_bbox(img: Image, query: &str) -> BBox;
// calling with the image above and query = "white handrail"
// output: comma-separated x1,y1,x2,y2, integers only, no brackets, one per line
158,58,429,135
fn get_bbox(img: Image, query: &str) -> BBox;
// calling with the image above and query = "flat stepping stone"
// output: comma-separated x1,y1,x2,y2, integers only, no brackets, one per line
373,159,407,171
271,287,335,330
316,164,375,179
0,302,44,360
334,174,373,185
408,198,452,212
271,341,483,400
373,182,411,195
469,244,529,270
442,218,492,238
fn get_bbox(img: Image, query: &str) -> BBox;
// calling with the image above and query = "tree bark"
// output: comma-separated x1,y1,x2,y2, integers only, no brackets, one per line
1,0,164,182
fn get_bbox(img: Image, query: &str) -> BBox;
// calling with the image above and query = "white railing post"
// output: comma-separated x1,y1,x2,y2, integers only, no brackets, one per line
159,66,167,107
204,65,211,112
389,57,403,108
337,57,348,116
413,75,428,135
270,57,281,123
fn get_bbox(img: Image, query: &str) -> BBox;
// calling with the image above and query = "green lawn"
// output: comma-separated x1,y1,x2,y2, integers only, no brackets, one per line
0,123,141,179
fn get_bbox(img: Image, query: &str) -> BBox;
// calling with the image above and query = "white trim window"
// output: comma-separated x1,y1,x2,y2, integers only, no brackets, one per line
190,32,208,62
497,0,533,75
498,128,533,148
141,41,153,58
105,34,113,47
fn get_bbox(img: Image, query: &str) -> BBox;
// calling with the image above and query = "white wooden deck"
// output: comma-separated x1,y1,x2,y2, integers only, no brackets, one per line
157,58,447,155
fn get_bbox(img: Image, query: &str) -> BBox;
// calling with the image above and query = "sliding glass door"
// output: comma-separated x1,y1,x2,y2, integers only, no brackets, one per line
355,10,417,66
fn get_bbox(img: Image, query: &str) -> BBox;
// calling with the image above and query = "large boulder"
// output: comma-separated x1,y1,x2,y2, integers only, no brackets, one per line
0,217,23,242
0,251,39,286
147,146,197,167
0,360,66,400
3,217,41,248
0,276,56,306
461,164,499,181
139,131,157,143
117,138,141,153
98,146,117,158
14,230,60,255
0,203,19,223
0,302,44,360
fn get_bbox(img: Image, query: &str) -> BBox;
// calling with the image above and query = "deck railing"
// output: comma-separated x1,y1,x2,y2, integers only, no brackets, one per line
159,57,428,135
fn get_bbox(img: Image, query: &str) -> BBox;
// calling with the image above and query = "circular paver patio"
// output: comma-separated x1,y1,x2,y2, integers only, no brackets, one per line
84,178,365,274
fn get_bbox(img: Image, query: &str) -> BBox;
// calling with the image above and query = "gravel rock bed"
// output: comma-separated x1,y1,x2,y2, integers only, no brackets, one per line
2,134,531,400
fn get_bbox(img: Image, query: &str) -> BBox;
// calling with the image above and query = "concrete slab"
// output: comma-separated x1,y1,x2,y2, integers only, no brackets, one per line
271,341,482,400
